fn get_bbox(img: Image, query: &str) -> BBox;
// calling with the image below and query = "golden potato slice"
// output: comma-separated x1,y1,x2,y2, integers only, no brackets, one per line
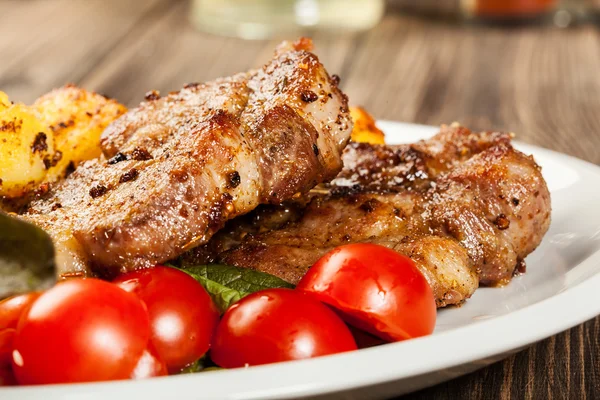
0,86,126,198
350,106,385,145
34,85,127,181
0,98,55,197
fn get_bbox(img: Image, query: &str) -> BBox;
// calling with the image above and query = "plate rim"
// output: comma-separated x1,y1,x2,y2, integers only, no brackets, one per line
3,121,600,400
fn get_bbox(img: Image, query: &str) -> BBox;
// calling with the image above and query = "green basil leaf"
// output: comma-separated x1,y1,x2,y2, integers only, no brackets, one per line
179,355,223,374
0,213,56,298
180,356,207,374
175,264,294,313
202,366,224,372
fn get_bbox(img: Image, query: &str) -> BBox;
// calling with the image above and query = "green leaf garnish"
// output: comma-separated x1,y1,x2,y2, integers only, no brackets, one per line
174,264,294,313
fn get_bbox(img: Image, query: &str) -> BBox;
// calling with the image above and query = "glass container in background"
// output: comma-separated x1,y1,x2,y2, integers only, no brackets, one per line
190,0,385,40
461,0,558,22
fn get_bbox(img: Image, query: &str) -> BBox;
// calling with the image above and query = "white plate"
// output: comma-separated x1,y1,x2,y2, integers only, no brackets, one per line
3,121,600,400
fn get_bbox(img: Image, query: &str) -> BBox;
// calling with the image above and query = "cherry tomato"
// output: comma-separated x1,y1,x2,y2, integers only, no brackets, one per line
211,288,357,368
114,266,219,372
0,292,41,330
0,366,16,386
296,243,436,342
12,279,151,385
0,329,15,367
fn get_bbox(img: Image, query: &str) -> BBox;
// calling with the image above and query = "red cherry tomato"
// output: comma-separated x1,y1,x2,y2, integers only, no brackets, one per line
211,288,357,368
114,266,219,372
12,279,151,385
0,329,15,367
0,366,16,386
0,292,41,330
296,243,436,342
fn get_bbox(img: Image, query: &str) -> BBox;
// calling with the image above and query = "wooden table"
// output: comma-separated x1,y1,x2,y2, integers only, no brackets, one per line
1,0,599,398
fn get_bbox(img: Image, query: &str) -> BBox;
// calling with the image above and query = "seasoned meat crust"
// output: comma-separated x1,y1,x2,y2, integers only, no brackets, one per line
23,39,353,278
185,125,551,307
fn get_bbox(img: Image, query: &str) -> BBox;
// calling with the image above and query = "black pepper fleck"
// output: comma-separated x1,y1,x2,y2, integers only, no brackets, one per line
108,152,127,165
89,185,108,199
300,90,318,103
312,144,319,156
227,171,241,188
119,168,139,183
512,198,520,206
31,132,48,153
131,147,153,161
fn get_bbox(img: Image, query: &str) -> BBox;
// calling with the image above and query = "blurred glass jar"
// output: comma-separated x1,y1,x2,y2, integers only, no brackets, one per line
461,0,558,21
190,0,385,40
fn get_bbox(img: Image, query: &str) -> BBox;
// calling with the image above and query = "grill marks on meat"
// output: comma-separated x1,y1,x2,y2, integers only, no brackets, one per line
24,39,352,278
185,125,551,307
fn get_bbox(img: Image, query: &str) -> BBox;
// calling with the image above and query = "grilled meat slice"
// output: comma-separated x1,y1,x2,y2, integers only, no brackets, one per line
429,144,551,285
24,39,352,278
185,125,551,307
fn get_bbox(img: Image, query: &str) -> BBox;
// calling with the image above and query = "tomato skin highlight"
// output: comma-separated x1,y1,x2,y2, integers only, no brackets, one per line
130,344,168,379
12,279,151,385
297,243,436,342
114,266,219,373
0,292,41,331
211,288,357,368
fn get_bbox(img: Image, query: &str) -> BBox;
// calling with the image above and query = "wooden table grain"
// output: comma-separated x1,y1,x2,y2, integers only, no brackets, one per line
1,0,599,398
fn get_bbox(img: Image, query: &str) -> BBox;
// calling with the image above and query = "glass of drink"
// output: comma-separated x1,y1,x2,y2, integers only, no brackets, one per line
190,0,385,40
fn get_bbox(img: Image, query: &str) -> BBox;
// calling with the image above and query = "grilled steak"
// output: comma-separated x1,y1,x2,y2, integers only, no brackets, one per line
184,125,551,307
23,38,352,278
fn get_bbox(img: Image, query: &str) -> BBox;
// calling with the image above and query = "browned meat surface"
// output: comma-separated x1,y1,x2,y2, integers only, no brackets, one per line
23,39,352,278
185,125,551,307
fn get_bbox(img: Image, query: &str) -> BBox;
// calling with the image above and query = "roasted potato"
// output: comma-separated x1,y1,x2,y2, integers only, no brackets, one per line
34,85,127,182
0,86,126,198
0,95,55,197
350,106,385,145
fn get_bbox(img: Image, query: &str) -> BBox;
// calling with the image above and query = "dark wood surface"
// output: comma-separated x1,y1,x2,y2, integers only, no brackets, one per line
1,0,599,398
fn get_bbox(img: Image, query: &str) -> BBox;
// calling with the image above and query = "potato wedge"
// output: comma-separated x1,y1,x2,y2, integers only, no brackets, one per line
34,85,127,182
0,96,55,197
350,106,385,145
0,86,126,198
